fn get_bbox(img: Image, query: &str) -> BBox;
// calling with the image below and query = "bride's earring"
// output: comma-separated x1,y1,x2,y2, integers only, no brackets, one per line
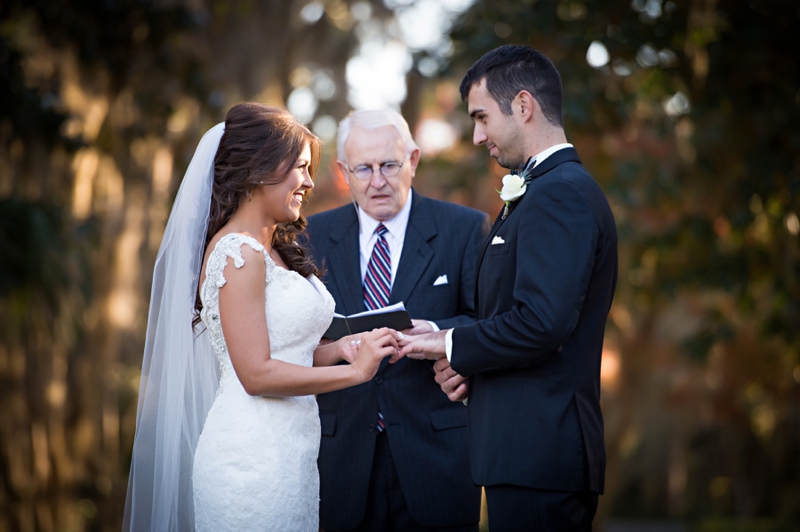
248,181,268,201
247,182,266,201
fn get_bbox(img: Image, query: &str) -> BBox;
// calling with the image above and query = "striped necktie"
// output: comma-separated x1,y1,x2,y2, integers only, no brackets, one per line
363,223,391,433
363,223,391,310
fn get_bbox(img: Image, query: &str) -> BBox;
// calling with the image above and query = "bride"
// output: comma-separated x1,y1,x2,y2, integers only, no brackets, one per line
123,103,401,531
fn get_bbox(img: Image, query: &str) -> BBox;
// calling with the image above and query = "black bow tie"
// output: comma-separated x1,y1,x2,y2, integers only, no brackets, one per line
511,156,536,179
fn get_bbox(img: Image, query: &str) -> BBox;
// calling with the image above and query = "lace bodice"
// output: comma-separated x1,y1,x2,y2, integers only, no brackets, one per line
193,232,335,531
199,233,335,393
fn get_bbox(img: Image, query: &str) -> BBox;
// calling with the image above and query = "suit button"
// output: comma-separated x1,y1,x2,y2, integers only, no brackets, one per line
374,376,383,384
368,423,376,432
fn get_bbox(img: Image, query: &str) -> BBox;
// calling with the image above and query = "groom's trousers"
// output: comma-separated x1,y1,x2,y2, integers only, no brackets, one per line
484,484,598,532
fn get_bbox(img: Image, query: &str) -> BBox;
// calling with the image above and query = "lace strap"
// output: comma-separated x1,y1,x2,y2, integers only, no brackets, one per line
202,233,267,301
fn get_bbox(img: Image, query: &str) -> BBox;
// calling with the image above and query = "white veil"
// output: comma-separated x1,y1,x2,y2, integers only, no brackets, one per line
123,123,225,531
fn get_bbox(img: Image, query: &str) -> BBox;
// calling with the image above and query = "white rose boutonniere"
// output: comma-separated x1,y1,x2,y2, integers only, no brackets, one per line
499,174,527,202
498,173,527,219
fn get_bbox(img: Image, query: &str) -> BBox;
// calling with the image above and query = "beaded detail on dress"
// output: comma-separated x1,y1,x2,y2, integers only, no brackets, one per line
200,233,265,392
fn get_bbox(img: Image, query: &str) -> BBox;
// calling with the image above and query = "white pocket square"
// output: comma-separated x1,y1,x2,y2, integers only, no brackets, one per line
491,235,505,245
433,274,448,286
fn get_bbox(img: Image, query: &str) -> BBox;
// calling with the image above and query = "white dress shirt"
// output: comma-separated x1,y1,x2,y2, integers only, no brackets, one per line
357,189,413,289
356,190,440,331
444,143,574,361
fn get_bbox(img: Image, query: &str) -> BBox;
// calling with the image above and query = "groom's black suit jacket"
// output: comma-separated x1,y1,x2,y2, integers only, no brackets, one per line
306,191,487,530
451,148,617,494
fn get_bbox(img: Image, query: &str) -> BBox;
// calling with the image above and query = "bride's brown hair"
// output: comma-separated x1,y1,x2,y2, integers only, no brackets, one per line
194,103,321,322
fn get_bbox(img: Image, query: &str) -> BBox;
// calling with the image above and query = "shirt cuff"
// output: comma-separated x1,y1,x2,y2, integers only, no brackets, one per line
427,320,440,332
445,328,454,363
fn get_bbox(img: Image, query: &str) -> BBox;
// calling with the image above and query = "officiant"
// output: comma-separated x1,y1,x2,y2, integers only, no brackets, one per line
305,108,488,531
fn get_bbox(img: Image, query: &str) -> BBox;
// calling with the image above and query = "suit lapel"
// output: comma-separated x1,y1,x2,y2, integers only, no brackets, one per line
473,147,583,310
504,147,582,219
474,208,506,286
528,146,581,176
325,208,364,314
390,192,436,305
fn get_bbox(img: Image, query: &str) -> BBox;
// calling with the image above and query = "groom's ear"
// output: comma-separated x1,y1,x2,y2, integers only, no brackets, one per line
512,90,538,124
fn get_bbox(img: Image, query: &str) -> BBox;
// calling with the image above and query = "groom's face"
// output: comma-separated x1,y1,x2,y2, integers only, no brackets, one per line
467,78,525,169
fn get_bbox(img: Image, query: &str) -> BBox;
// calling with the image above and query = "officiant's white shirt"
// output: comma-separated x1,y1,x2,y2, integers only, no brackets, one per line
356,190,440,331
357,189,413,289
444,143,573,360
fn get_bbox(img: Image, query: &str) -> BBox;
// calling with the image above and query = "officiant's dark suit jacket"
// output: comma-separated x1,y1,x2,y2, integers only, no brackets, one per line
451,147,617,495
306,190,487,530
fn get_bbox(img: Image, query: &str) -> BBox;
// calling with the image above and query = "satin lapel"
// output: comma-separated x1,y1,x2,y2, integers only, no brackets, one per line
326,209,364,314
504,148,582,219
528,147,582,179
473,148,583,310
389,193,435,305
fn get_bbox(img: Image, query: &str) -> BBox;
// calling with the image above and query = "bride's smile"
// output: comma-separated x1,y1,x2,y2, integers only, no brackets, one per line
254,142,314,225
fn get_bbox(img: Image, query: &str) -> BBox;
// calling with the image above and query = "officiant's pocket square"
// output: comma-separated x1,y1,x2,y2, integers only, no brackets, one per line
491,235,505,245
433,275,448,286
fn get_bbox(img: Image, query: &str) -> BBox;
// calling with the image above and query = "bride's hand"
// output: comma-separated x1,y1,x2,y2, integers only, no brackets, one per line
337,334,363,364
350,328,404,382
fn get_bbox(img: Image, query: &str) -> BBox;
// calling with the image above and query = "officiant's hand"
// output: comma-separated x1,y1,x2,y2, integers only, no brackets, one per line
398,330,447,360
350,328,404,383
433,358,469,402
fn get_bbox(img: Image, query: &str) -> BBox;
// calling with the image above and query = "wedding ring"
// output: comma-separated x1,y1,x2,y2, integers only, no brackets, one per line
350,340,361,346
396,332,404,340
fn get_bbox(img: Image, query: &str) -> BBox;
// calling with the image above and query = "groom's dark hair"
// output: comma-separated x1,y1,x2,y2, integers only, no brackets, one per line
460,45,564,127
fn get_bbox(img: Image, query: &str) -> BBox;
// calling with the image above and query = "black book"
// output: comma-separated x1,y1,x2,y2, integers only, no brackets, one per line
323,303,412,340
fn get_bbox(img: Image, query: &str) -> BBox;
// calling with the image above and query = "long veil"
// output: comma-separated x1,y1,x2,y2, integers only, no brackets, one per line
123,123,225,531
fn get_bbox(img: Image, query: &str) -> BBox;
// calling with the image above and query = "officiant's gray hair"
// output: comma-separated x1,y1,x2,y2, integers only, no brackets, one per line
337,108,419,164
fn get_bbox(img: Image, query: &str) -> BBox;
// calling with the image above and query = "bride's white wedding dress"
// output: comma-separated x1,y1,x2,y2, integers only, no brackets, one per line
192,233,335,531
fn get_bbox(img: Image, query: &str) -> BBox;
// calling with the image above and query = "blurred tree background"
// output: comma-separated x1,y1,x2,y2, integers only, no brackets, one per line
0,0,798,531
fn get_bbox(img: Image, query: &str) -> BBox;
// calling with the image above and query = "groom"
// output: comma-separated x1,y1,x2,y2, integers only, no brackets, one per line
306,109,487,531
400,45,618,531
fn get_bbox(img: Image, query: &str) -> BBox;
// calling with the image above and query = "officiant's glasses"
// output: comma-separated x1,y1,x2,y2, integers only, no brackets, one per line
347,157,407,180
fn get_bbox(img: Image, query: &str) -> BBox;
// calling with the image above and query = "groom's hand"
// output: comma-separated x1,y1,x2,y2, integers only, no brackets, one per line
398,330,447,360
433,357,469,402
